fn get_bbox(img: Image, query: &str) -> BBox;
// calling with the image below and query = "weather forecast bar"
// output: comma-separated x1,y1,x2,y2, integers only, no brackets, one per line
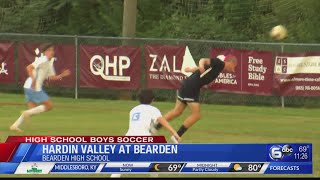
11,162,312,174
0,138,313,174
5,136,166,143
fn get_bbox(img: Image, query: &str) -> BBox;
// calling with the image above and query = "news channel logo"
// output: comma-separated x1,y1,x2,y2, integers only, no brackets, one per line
269,144,293,161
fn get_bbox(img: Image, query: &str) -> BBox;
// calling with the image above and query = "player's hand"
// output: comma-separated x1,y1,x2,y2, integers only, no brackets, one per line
173,133,181,143
184,67,193,72
199,66,205,74
61,69,71,77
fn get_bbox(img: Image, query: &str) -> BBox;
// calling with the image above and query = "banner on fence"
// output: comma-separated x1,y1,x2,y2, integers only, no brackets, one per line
241,50,274,95
144,45,197,89
210,48,274,95
273,52,320,96
18,43,76,87
0,42,14,84
80,45,140,89
210,48,242,93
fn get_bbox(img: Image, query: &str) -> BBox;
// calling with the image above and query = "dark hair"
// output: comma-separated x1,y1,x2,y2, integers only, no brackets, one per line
39,43,54,53
138,89,155,104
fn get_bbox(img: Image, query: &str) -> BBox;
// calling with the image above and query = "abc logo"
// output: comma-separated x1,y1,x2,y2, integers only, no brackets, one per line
269,145,293,160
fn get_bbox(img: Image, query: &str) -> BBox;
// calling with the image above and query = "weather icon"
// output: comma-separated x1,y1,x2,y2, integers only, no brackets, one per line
154,164,160,171
233,164,242,171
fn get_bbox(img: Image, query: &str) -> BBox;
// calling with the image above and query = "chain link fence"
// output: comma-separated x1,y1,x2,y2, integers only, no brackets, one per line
0,33,319,107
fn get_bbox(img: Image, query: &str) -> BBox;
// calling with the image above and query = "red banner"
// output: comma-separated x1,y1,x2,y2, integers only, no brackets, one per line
18,43,76,87
144,45,197,89
0,42,14,84
80,45,140,89
210,48,242,92
273,52,320,96
241,50,274,95
210,48,274,95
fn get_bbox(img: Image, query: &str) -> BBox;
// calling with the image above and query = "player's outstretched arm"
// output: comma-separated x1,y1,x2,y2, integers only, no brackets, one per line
184,67,199,73
198,58,211,73
184,58,211,74
48,69,71,81
26,64,36,89
157,117,181,142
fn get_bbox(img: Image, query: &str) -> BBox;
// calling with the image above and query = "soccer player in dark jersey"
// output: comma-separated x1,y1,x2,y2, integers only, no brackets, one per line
154,55,237,143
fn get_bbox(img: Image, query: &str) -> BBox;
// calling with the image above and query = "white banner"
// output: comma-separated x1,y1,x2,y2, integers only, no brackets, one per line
274,56,320,74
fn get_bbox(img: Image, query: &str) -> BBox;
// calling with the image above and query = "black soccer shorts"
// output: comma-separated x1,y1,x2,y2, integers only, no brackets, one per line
177,85,200,104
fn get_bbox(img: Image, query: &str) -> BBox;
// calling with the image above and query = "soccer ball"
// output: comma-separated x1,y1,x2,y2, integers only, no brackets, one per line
270,25,287,40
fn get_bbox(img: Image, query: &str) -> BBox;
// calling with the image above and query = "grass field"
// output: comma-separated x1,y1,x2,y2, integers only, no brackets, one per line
0,92,319,178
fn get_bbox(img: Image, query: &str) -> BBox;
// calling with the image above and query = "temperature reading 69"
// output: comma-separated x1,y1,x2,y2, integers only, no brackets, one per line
150,163,184,172
168,164,182,172
298,145,310,153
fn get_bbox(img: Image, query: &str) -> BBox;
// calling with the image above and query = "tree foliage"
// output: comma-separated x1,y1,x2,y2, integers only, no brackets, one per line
0,0,319,43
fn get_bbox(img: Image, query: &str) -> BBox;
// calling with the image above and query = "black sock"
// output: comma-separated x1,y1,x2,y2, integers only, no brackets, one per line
155,123,163,130
177,125,188,137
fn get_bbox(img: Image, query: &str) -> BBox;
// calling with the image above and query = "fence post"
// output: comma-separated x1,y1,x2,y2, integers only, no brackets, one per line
74,35,78,99
280,45,285,108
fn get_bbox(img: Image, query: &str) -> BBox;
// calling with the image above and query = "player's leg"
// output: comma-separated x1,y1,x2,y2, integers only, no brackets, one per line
154,99,186,130
164,89,189,122
179,102,201,135
164,99,187,122
10,90,51,132
23,90,52,117
27,102,37,109
10,89,35,131
42,99,53,111
170,102,201,143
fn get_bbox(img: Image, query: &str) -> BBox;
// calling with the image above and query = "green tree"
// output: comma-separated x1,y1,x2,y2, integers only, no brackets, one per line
0,0,319,43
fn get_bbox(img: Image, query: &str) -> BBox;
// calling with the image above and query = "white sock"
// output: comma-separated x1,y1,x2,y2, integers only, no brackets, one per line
24,105,46,116
110,174,121,178
12,114,24,127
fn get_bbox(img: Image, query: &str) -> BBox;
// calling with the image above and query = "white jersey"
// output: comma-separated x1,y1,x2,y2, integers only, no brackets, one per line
23,56,56,91
126,104,162,136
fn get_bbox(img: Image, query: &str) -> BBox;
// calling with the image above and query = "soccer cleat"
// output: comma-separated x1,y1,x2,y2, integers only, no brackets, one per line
9,125,23,132
170,136,179,144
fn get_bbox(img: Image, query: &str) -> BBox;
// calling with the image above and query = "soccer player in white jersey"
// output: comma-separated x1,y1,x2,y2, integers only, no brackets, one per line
110,89,181,178
10,43,71,132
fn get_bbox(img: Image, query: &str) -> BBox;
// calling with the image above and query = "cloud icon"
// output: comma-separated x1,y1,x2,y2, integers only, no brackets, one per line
233,164,242,171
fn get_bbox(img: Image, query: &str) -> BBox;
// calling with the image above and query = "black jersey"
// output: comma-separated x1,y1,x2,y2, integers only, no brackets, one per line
177,58,225,103
199,58,225,87
183,58,225,88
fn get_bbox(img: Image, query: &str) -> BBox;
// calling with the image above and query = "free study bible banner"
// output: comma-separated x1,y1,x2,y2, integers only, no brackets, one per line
210,48,273,95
